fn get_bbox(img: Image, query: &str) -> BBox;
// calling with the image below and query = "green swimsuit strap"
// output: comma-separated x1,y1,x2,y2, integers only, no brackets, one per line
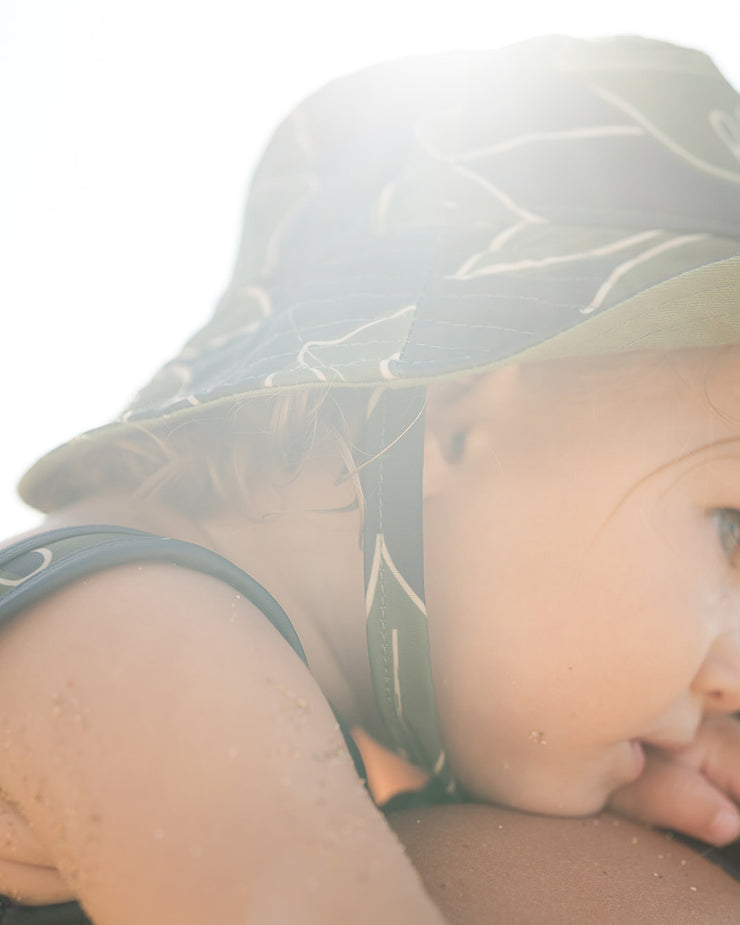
0,525,308,664
359,387,457,798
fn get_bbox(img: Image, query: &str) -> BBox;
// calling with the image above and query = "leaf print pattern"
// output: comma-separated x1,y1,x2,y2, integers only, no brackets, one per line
113,36,740,428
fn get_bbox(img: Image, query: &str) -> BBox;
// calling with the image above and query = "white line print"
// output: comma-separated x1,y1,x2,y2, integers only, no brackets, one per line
366,534,427,749
449,229,661,281
374,181,397,232
379,352,402,380
0,548,52,587
203,319,262,351
364,533,427,616
128,362,194,415
455,222,530,277
178,288,270,358
583,232,707,313
414,123,644,226
262,174,320,277
277,303,417,385
433,750,447,776
443,125,644,164
710,107,740,163
590,84,740,185
235,285,273,318
452,164,545,224
391,627,403,719
413,122,545,224
365,386,384,419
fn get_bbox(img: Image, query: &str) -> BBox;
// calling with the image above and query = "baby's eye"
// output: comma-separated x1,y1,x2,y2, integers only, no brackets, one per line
715,508,740,563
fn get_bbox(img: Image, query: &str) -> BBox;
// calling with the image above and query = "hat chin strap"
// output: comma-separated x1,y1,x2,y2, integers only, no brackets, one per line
359,386,457,797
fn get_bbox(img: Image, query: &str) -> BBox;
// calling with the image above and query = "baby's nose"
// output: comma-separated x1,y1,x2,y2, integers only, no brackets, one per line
692,630,740,714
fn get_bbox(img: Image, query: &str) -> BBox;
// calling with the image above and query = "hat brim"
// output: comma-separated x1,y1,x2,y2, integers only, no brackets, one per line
512,251,740,362
19,245,740,513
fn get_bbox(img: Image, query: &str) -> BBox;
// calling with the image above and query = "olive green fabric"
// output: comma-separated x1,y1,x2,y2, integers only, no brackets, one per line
358,387,456,795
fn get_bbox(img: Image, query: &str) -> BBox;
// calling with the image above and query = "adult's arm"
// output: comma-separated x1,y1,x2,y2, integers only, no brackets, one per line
390,803,740,924
0,563,445,924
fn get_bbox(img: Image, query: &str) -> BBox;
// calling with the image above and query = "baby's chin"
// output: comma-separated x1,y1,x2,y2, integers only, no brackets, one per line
492,782,611,819
465,741,645,818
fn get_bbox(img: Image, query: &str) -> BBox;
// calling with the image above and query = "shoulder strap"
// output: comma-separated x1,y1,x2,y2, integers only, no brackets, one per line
0,898,92,923
0,525,307,665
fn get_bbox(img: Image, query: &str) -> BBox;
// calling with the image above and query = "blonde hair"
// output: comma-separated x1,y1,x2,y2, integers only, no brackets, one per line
69,388,372,520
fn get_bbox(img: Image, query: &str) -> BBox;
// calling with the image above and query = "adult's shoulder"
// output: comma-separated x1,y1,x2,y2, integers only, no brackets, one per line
0,551,444,923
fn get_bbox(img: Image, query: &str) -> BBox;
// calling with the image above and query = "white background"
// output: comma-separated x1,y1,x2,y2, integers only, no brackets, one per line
1,0,739,534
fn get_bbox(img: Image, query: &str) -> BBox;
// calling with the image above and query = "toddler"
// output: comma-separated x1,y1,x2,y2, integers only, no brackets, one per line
1,33,740,924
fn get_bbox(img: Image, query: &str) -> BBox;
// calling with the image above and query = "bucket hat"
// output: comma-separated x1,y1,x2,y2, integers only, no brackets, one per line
20,34,740,795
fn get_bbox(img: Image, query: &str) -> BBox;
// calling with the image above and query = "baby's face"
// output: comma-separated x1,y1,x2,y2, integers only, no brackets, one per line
423,347,740,814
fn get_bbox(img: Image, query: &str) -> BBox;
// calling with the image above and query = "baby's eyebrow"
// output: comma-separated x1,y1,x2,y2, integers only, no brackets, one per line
596,436,740,536
664,436,740,471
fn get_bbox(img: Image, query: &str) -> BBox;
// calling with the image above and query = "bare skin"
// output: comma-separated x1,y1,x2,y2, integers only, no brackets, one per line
0,549,738,924
391,804,740,925
422,350,740,833
0,558,444,923
2,347,740,920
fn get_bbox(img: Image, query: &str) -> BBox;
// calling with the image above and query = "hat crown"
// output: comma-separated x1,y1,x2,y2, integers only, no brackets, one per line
227,35,740,303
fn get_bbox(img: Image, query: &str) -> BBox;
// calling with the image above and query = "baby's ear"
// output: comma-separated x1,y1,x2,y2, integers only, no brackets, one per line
423,364,520,498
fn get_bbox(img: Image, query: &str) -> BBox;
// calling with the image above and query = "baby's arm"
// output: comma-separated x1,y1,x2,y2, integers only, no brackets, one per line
609,715,740,846
0,562,445,924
